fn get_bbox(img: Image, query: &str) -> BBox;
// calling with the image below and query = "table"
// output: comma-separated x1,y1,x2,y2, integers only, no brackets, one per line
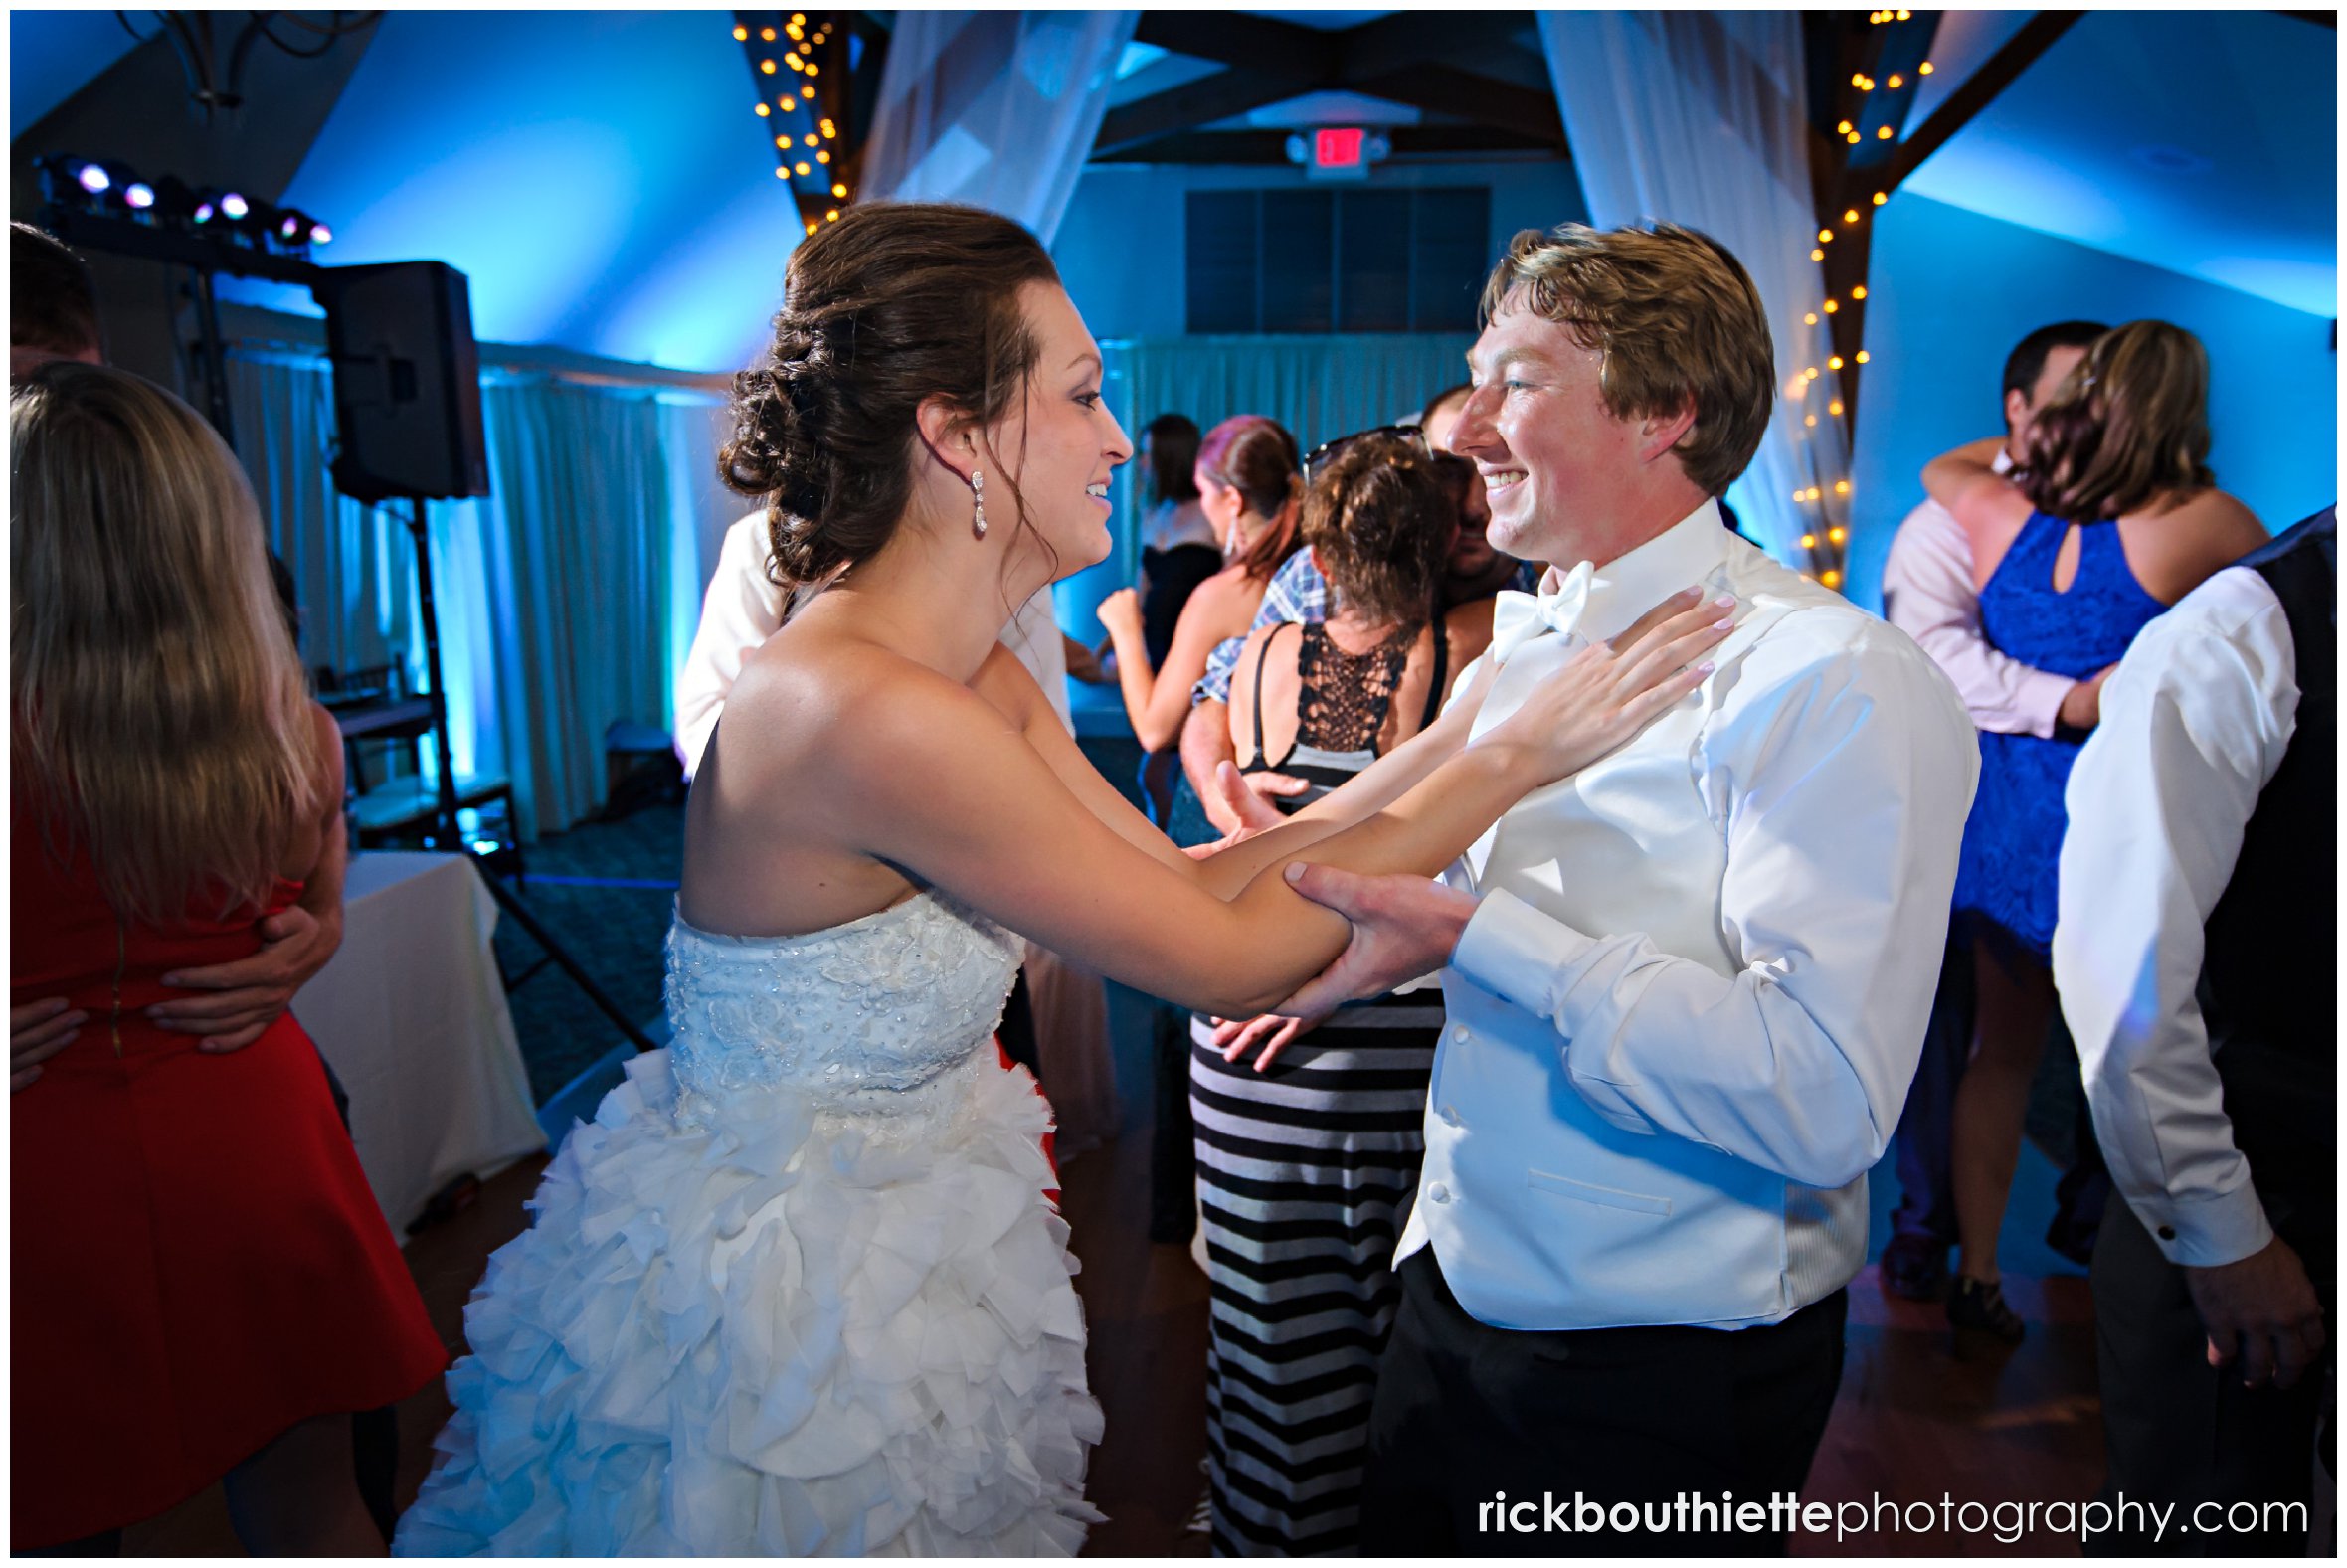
293,851,546,1235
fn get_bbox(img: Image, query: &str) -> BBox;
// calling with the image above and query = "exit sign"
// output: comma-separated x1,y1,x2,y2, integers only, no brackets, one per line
1313,127,1366,169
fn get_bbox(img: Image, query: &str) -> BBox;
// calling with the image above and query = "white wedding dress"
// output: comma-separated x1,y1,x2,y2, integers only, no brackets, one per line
393,891,1102,1556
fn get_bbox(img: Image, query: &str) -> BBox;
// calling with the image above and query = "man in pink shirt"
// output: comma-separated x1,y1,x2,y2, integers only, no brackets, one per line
1877,319,2108,1301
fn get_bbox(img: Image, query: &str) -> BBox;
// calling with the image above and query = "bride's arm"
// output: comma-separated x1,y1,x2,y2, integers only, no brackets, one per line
838,608,1725,1016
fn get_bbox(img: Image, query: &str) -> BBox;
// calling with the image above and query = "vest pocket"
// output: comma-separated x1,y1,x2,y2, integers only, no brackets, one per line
1527,1167,1673,1217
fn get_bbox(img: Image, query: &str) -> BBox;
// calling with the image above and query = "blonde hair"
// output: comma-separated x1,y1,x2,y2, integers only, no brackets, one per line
2016,320,2216,523
12,362,323,924
1478,223,1774,498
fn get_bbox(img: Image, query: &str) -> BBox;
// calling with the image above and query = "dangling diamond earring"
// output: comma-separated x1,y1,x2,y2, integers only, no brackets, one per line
970,469,988,540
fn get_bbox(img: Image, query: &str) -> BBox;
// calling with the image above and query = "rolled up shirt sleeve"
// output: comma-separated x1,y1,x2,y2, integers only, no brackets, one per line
2053,577,2293,1268
1451,618,1979,1190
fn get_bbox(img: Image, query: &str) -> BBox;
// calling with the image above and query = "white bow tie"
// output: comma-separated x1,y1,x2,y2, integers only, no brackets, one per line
1489,561,1595,664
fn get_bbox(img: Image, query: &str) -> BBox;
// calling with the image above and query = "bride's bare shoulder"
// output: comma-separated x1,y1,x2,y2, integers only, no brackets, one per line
720,624,1014,787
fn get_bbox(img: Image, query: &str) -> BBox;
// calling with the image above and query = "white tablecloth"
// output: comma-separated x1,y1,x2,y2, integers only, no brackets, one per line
293,851,546,1235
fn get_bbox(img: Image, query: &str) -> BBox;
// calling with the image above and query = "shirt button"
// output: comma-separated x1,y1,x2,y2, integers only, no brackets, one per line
1439,1105,1462,1127
2157,1225,2177,1241
1450,1025,1470,1043
1427,1184,1451,1204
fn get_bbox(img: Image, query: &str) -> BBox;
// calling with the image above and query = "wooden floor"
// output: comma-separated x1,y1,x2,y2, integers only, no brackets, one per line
122,1127,2101,1558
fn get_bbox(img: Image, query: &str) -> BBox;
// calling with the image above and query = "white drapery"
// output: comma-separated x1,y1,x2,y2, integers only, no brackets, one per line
1537,12,1851,567
861,10,1139,245
225,342,728,840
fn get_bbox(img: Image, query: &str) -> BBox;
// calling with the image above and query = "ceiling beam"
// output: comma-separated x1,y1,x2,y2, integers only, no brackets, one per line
1095,66,1317,155
1885,10,2082,192
1112,9,1560,156
1351,66,1564,146
1130,10,1333,75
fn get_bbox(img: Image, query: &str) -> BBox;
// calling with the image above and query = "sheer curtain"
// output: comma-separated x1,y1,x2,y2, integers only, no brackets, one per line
1056,332,1471,634
861,10,1139,245
224,342,720,840
1538,12,1851,564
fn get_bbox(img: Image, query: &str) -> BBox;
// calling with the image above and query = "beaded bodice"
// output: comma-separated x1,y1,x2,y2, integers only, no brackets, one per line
661,889,1021,1121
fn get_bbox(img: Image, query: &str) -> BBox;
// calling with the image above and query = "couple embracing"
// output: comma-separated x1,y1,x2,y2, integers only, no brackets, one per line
395,207,1976,1556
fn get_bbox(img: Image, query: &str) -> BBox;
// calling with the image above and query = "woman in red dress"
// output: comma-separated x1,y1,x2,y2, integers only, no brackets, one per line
10,363,446,1553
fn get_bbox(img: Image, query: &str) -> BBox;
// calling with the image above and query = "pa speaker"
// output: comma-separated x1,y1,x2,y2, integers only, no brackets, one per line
318,261,489,503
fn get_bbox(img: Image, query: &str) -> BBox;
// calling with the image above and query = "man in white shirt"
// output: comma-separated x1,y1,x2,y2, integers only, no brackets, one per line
2053,507,2332,1553
1271,223,1979,1551
1875,319,2107,1301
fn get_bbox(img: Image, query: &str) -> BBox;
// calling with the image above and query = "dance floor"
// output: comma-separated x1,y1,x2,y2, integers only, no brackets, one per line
120,1122,2102,1557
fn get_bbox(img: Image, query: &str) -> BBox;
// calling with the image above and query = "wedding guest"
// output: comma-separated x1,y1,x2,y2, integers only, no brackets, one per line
1923,321,2267,1342
1135,412,1220,670
11,362,445,1555
1189,433,1481,1553
2055,506,2333,1553
7,221,387,1542
1256,222,1979,1552
10,220,102,378
1096,414,1300,755
1876,318,2108,1302
1175,385,1528,840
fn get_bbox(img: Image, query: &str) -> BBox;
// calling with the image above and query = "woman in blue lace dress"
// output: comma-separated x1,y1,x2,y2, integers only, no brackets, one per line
392,204,1733,1556
1920,321,2265,1342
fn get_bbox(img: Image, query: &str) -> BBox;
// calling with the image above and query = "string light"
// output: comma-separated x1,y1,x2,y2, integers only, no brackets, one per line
1855,350,1871,363
802,86,815,98
1888,74,1902,88
1805,414,1818,427
755,103,770,117
826,208,839,221
805,62,819,76
1919,61,1934,74
831,182,847,197
1829,355,1845,370
785,51,803,69
1835,480,1853,496
732,24,747,41
761,26,776,41
760,59,776,74
806,220,817,234
1824,299,1839,313
1819,228,1834,243
1811,248,1825,261
1804,312,1818,326
1843,208,1860,225
1822,569,1843,588
1846,130,1861,145
776,134,788,148
1838,120,1853,134
777,167,790,180
1829,400,1845,417
816,149,830,164
1829,526,1848,544
1878,125,1893,139
1801,532,1817,549
794,160,811,175
1852,284,1868,299
804,133,818,146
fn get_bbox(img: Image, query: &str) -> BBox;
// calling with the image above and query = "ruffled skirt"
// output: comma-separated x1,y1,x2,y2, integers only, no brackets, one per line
393,1048,1101,1556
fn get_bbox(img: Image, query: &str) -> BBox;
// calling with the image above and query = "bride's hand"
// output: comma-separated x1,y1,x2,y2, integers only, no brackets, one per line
1478,587,1734,785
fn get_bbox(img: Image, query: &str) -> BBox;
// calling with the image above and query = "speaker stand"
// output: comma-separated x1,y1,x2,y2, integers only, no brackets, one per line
396,494,658,1057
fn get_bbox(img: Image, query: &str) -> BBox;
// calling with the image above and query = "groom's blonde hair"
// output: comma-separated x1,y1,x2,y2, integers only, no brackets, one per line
1479,223,1774,499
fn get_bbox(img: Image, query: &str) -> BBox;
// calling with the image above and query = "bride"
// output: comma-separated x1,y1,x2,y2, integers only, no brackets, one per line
393,203,1728,1557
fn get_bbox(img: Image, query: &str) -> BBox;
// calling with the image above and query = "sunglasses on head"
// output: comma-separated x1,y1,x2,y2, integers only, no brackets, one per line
1304,424,1473,486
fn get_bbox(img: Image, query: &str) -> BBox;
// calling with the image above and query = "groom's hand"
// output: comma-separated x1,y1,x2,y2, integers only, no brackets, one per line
1274,863,1480,1018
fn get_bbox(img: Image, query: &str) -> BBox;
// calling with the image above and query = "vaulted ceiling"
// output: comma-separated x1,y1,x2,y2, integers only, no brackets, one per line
10,9,2334,374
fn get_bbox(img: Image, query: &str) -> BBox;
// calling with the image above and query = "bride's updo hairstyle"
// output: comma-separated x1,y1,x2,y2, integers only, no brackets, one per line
722,203,1062,585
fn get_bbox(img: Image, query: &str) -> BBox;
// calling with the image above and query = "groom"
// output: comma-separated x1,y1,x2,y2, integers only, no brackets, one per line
1271,224,1978,1552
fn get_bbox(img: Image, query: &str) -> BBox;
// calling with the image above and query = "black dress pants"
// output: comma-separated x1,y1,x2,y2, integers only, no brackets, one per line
2088,1193,2333,1555
1362,1249,1847,1556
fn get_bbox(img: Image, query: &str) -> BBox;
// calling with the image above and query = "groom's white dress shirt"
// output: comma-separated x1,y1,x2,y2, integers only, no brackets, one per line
1395,501,1980,1331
